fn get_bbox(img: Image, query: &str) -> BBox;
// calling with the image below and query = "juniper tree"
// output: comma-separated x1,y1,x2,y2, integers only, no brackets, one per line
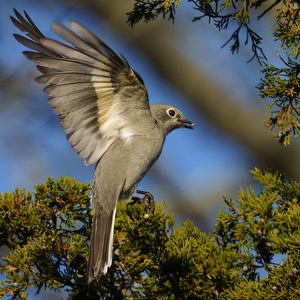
1,169,300,299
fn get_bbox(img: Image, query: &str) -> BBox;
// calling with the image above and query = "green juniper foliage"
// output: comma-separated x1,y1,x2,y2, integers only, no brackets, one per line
0,169,300,298
215,167,300,299
0,176,92,299
0,176,237,299
128,0,300,146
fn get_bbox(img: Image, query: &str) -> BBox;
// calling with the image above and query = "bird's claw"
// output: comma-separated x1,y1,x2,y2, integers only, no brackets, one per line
127,190,155,214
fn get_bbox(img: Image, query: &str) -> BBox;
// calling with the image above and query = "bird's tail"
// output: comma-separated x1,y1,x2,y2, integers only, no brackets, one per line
87,204,116,284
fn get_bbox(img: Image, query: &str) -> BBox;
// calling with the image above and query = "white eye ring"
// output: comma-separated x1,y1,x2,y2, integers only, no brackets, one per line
167,108,176,118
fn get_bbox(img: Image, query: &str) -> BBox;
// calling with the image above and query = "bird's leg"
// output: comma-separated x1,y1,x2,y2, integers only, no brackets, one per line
127,190,155,213
136,190,155,214
127,196,142,207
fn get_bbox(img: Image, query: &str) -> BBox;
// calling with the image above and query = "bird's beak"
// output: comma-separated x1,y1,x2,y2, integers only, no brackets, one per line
181,119,195,129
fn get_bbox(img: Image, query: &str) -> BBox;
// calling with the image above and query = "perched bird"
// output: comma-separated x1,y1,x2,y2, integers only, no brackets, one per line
11,9,194,284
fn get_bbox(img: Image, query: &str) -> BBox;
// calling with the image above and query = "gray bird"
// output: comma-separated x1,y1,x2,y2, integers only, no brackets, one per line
11,9,194,284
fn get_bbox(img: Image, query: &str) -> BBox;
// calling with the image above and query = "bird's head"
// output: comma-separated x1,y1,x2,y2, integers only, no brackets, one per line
150,104,194,135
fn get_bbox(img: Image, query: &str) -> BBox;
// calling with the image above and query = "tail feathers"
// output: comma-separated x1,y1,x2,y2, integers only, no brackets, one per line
87,205,116,284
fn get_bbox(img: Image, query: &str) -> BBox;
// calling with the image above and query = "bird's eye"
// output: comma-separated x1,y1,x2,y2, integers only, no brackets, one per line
167,108,176,118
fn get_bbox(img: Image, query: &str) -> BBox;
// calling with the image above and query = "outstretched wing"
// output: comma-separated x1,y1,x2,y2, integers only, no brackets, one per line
11,9,152,166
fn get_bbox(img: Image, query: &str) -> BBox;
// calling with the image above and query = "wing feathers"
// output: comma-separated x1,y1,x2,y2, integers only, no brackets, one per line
34,57,108,73
36,72,112,85
40,38,119,71
37,66,59,74
23,51,47,61
53,22,124,69
40,38,97,62
13,34,58,57
52,97,97,116
11,9,44,42
62,114,96,134
67,122,100,148
44,83,94,97
12,10,151,166
44,83,114,97
68,20,124,66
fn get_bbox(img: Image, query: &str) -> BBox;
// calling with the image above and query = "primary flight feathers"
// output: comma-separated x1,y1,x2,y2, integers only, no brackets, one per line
11,9,150,166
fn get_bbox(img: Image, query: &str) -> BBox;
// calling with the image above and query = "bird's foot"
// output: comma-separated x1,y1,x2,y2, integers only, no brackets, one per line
127,190,155,214
127,196,142,206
